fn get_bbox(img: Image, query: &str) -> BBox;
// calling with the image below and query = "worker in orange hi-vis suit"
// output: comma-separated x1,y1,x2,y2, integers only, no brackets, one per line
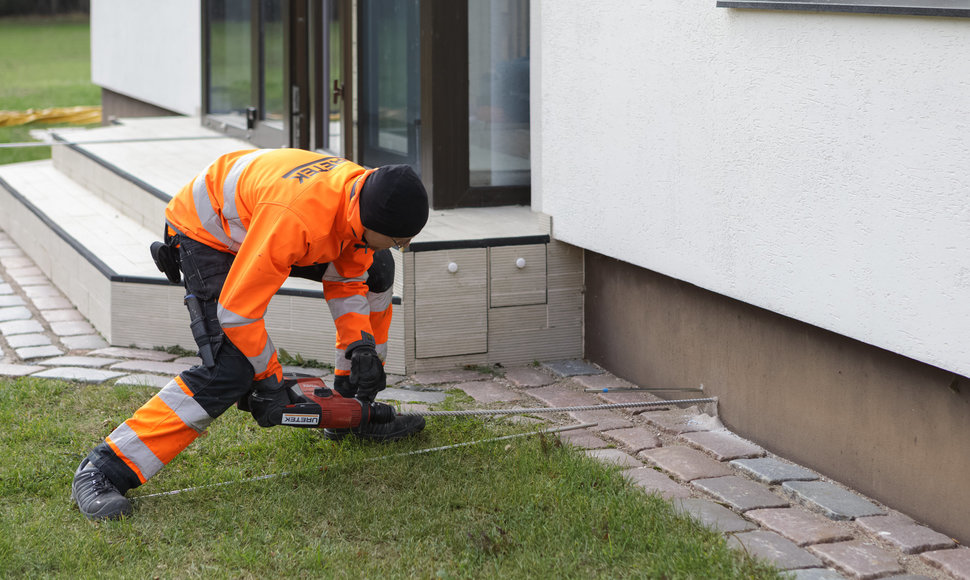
70,148,429,521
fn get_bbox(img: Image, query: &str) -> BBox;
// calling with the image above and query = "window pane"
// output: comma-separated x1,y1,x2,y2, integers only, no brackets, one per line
322,0,343,154
359,0,420,168
468,0,530,187
261,0,284,129
207,0,252,116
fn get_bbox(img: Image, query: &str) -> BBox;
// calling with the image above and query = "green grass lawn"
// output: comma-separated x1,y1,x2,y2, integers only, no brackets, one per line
0,15,101,165
0,375,784,579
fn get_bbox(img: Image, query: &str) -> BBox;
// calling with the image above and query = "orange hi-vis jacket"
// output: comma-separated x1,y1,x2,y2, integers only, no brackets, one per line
165,148,388,383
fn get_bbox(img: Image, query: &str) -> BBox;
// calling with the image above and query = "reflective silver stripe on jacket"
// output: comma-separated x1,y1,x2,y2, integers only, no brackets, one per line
156,380,215,433
191,164,233,249
107,422,165,480
221,149,273,250
218,304,276,375
334,347,351,372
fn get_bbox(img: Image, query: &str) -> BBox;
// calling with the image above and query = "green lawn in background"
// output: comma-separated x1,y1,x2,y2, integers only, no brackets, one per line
0,375,784,579
0,15,100,165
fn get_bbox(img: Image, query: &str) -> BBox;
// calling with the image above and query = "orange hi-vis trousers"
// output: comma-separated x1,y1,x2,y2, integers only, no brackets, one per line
86,236,395,493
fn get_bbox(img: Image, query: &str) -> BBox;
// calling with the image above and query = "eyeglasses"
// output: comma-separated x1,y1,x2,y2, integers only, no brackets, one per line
391,237,409,250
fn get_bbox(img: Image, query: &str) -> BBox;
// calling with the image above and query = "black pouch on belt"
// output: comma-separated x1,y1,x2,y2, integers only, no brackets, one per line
150,227,182,284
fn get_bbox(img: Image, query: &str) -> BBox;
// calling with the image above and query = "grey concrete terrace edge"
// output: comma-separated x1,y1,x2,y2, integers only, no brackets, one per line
50,132,172,203
0,174,385,302
51,132,551,252
716,0,970,17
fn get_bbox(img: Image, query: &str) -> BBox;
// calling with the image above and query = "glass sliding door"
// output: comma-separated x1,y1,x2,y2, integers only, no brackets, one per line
204,0,286,147
312,0,347,156
358,0,421,169
468,0,530,187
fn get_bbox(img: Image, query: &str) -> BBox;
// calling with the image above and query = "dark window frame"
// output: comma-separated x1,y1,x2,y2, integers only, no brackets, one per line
716,0,970,17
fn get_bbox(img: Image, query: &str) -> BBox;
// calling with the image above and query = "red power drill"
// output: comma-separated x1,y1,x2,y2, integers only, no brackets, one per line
246,376,397,429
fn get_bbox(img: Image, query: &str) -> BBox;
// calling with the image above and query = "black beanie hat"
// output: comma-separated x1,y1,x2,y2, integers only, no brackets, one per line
358,165,429,238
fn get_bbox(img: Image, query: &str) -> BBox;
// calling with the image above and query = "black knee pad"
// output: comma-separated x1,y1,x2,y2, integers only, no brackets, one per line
366,249,395,293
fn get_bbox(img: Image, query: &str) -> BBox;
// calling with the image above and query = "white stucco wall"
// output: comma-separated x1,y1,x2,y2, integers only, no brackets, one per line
91,0,201,116
534,2,970,377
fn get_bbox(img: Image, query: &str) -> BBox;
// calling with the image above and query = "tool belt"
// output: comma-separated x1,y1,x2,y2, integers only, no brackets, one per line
150,226,182,284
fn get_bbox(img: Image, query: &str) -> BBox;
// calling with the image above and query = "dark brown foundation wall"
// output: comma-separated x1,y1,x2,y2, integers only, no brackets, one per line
100,88,181,124
584,251,970,544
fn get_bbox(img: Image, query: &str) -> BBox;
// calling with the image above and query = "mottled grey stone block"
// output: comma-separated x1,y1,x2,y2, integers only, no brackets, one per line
0,319,44,336
727,530,823,570
30,367,127,384
114,374,172,388
672,498,757,533
782,480,885,521
49,320,96,337
623,467,692,500
16,345,64,360
377,387,446,404
731,457,820,485
541,359,603,377
88,347,177,361
857,513,956,554
809,540,904,579
0,295,25,307
4,333,50,348
557,428,609,450
37,356,121,368
693,476,789,512
0,306,32,322
585,448,643,468
0,363,46,377
60,334,109,350
504,366,554,388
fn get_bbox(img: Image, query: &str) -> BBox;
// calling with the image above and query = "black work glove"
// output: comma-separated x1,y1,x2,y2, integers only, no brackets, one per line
247,375,289,428
347,344,386,403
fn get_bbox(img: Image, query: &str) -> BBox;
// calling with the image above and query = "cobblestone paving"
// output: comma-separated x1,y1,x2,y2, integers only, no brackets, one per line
1,230,966,579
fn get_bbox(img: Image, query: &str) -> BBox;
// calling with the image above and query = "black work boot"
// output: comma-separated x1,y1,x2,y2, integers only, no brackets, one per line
323,413,426,443
71,458,132,520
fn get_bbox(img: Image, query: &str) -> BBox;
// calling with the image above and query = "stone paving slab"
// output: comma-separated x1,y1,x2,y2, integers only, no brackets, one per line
0,295,25,307
602,426,661,453
61,335,110,350
0,283,13,294
541,359,603,377
456,380,522,403
585,448,643,468
108,360,194,375
88,347,178,361
174,356,203,367
6,265,42,278
571,372,637,391
0,363,46,376
568,409,635,431
746,508,855,546
679,430,766,461
810,540,905,579
622,466,693,499
921,547,970,580
788,568,849,580
639,407,721,435
783,480,885,521
281,365,330,378
693,475,789,512
39,308,84,322
32,296,74,310
4,333,51,348
0,319,44,335
0,306,33,322
503,366,554,388
17,276,50,287
596,392,668,419
22,284,60,298
557,428,610,449
378,387,446,404
16,345,64,359
639,445,734,482
30,367,127,383
857,513,957,555
409,369,491,385
526,383,601,408
731,457,820,485
727,530,824,570
114,374,172,388
672,498,758,533
38,356,123,368
49,320,97,337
